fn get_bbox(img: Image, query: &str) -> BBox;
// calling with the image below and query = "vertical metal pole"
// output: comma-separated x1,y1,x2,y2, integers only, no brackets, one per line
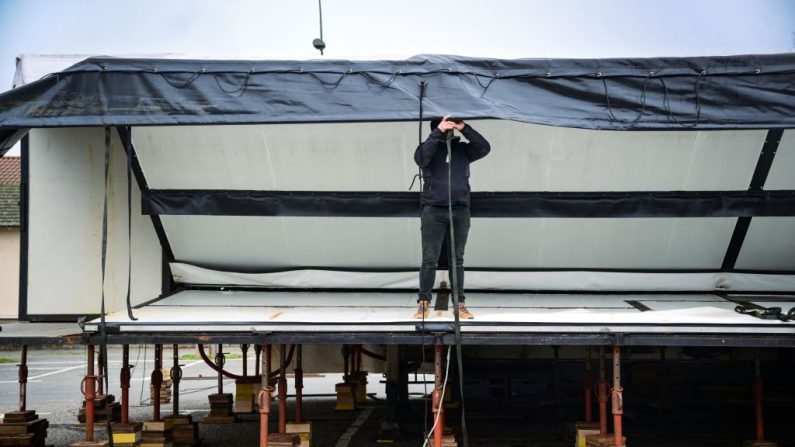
153,344,163,421
255,345,262,377
612,345,623,447
295,345,304,424
266,345,272,378
278,345,287,434
259,344,273,447
242,344,249,377
342,345,350,382
216,344,224,395
121,344,130,424
433,343,444,447
97,346,104,395
754,349,765,441
172,344,182,416
585,347,593,423
85,344,96,442
18,345,27,412
598,346,608,435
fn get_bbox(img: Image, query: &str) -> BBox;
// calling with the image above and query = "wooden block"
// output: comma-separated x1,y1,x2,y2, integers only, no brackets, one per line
163,415,192,426
0,418,48,435
585,434,627,447
112,431,142,443
575,422,601,447
267,432,300,447
70,441,110,447
143,420,173,431
285,421,312,434
207,394,233,404
140,443,171,447
112,422,144,433
2,412,36,424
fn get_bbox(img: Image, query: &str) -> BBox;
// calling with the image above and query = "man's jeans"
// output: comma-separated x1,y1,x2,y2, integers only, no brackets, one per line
418,205,470,303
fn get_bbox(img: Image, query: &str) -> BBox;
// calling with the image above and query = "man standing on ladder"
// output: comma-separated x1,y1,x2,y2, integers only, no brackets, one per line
414,115,491,319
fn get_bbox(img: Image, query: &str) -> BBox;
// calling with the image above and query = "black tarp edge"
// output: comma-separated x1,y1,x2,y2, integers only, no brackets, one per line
2,54,795,130
141,190,795,218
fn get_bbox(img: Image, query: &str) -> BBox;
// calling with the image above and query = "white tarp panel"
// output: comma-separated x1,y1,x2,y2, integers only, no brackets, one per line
27,128,162,316
765,129,795,190
735,217,795,270
161,216,737,270
170,263,795,292
132,122,764,192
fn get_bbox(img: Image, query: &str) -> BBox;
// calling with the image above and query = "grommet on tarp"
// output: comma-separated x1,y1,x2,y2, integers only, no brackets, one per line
200,67,207,73
754,68,761,74
648,71,655,77
700,70,707,75
546,72,551,77
250,67,256,73
596,72,603,77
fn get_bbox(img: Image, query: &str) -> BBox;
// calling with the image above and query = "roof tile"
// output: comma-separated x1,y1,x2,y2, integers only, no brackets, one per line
0,157,21,185
0,184,20,227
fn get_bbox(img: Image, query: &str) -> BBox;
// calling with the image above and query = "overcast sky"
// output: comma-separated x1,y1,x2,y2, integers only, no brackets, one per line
1,0,794,155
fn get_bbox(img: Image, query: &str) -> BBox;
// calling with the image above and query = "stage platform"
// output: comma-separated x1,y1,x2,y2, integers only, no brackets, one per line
78,291,795,347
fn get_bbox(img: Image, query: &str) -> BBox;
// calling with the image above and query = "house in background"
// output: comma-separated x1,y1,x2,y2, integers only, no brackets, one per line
0,156,20,318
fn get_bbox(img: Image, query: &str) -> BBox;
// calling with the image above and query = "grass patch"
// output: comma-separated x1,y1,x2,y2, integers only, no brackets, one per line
0,357,19,364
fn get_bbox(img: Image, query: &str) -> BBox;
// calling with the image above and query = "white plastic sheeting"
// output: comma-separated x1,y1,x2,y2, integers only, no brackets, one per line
171,263,795,292
85,290,795,334
132,122,765,192
27,128,162,316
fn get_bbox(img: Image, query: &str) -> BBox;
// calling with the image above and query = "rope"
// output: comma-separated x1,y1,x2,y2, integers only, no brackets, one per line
100,127,115,446
124,127,137,321
445,131,470,447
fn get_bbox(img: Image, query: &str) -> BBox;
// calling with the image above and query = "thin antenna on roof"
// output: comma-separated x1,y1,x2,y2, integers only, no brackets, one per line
313,0,326,55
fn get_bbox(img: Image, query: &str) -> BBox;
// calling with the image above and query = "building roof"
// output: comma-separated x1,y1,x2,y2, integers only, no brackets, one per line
0,184,20,227
0,157,21,184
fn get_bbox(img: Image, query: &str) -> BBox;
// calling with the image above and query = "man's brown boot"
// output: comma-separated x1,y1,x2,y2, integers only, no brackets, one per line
457,302,474,319
413,300,430,319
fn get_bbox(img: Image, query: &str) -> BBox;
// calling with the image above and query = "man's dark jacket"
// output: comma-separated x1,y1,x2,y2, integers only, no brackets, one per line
414,125,491,206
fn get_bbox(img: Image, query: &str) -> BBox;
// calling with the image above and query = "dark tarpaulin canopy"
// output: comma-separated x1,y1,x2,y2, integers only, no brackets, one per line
1,53,795,136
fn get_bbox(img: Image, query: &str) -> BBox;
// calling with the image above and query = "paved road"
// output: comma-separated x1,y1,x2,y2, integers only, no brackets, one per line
0,346,433,447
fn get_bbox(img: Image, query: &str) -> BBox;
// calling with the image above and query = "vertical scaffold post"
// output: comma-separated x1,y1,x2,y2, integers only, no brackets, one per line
172,344,182,416
242,344,249,377
585,347,593,423
754,349,765,441
295,345,304,424
259,344,274,447
598,346,608,435
97,347,104,396
612,344,624,447
215,344,224,395
121,344,131,424
153,344,163,421
278,344,287,434
84,344,96,442
18,345,27,412
433,343,445,447
255,345,262,377
342,345,350,382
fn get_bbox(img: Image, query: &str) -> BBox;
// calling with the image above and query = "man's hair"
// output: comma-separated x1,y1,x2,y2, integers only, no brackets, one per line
430,118,443,131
